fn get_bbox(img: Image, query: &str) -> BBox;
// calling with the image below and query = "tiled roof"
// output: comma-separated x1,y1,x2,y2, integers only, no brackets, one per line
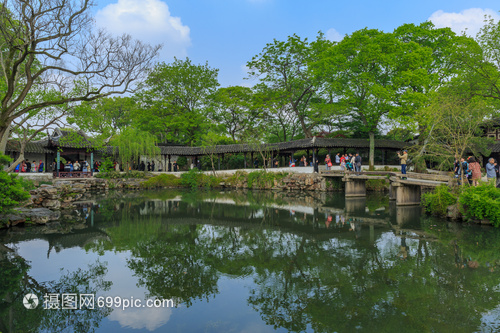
489,142,500,153
156,137,408,156
6,139,52,154
49,129,93,148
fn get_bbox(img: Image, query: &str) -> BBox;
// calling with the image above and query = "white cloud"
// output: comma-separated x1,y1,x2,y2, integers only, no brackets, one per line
96,0,191,59
429,8,500,37
109,306,173,331
326,28,342,42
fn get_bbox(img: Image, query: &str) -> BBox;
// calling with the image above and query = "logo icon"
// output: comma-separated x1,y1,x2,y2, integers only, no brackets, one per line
23,293,39,309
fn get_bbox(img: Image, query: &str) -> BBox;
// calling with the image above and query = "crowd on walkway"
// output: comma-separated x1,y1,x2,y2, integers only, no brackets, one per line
13,159,45,173
453,156,500,187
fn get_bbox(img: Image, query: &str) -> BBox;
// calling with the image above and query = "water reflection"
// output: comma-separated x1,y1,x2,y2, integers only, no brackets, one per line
0,190,499,332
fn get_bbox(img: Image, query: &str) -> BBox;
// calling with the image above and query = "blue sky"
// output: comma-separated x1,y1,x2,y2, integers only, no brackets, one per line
93,0,500,87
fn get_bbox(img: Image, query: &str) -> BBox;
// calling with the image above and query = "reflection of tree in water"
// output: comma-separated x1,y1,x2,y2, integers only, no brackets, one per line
127,225,220,307
93,191,500,332
0,245,111,333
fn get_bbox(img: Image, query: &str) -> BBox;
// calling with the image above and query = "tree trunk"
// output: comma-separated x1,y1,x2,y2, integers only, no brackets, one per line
6,153,25,172
369,131,375,170
0,125,10,155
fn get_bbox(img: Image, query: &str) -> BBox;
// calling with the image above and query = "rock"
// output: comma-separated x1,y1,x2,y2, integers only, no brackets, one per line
42,199,61,210
40,186,58,197
447,204,461,220
13,208,61,224
6,214,26,226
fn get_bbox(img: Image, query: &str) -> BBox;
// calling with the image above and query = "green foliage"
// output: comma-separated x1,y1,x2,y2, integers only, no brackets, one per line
141,174,182,188
95,170,146,179
101,157,114,173
366,179,389,191
326,178,343,191
459,183,500,227
246,171,288,189
68,96,135,142
0,154,31,214
134,58,219,145
180,169,223,189
110,127,159,169
176,156,188,169
208,86,261,141
421,185,458,216
17,177,35,191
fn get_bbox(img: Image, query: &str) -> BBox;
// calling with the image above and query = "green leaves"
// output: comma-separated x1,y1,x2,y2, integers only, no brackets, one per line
134,58,219,145
0,153,30,214
110,127,159,170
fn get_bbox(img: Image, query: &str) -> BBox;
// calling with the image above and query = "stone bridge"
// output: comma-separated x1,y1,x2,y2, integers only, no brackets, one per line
321,171,452,206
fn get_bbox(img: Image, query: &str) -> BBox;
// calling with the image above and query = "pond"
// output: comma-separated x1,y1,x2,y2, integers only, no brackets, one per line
1,189,499,333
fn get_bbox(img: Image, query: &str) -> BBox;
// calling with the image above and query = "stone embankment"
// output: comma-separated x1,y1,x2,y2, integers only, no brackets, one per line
1,178,109,228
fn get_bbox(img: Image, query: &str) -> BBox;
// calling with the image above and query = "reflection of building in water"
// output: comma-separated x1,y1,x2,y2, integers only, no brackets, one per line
139,198,183,215
1,228,110,258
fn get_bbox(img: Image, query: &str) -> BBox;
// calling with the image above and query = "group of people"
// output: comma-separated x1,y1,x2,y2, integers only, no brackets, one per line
454,156,500,186
327,153,363,173
288,155,312,167
14,159,44,173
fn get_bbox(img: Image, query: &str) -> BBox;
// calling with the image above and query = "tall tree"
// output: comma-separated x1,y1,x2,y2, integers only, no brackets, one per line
208,86,260,142
68,96,135,140
0,0,160,154
314,28,434,168
134,58,219,145
253,84,300,142
410,83,495,171
247,34,332,138
459,16,500,105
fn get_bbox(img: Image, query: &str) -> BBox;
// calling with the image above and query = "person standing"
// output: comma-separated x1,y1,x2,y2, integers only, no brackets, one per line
468,157,481,186
354,153,362,173
495,159,500,187
26,159,31,172
453,156,461,185
152,161,156,171
335,153,340,165
173,161,178,172
31,160,37,173
314,157,319,173
486,158,497,183
325,154,332,171
397,150,408,179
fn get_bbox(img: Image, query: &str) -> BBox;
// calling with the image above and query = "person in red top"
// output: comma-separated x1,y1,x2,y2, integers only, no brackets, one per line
325,154,332,171
468,156,482,186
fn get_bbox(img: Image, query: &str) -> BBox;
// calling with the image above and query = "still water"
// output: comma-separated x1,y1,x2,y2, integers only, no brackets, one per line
1,190,500,333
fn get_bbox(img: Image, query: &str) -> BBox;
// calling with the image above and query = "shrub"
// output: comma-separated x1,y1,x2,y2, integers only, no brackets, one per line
180,169,204,188
459,183,500,227
180,169,223,189
95,170,147,179
141,174,181,188
247,171,288,189
0,154,31,214
366,179,388,191
176,156,188,169
421,184,458,216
